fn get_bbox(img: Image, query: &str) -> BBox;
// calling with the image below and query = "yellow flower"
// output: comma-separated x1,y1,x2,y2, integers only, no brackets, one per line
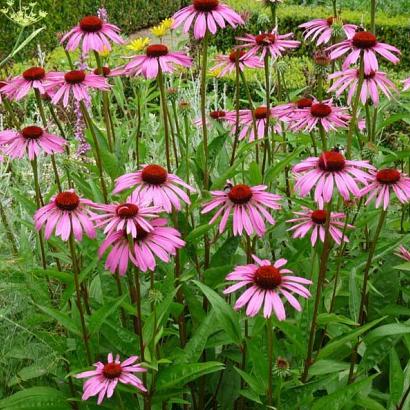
99,46,110,57
127,37,150,52
150,23,167,38
161,18,174,31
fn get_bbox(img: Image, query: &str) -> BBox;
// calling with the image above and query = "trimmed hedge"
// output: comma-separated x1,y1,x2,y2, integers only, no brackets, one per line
0,0,188,63
213,4,410,70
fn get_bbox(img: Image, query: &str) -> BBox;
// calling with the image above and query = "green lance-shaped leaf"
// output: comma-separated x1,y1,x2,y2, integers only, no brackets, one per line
88,294,128,335
0,386,70,409
37,305,81,336
156,362,224,391
317,317,385,359
311,375,377,410
193,281,242,345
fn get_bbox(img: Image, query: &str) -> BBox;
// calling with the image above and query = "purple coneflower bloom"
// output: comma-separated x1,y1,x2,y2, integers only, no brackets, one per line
224,255,311,320
98,219,185,274
0,126,66,160
61,15,124,53
359,168,410,210
328,69,396,106
193,110,237,128
327,30,400,75
396,245,410,262
123,44,192,79
92,197,160,238
201,182,281,236
287,207,352,246
113,164,195,213
172,0,244,40
236,30,300,60
237,106,281,142
273,97,313,121
44,70,110,107
403,77,410,92
75,353,146,405
210,50,263,77
293,149,374,205
93,66,124,78
286,98,350,133
299,17,357,46
2,67,52,101
34,190,96,241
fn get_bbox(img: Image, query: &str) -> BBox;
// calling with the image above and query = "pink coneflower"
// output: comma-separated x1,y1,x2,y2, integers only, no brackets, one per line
2,67,51,101
172,0,244,39
328,69,396,106
123,44,192,79
99,219,185,274
272,97,313,122
113,164,195,213
224,255,311,319
327,30,400,75
61,15,124,53
0,126,66,160
133,218,185,272
92,198,160,238
287,207,352,246
201,182,281,236
299,17,357,46
193,110,237,128
44,70,110,107
237,106,281,142
93,66,123,78
34,190,96,241
210,50,263,77
403,77,410,92
293,149,374,205
359,168,410,210
236,30,300,59
396,245,410,262
75,353,146,405
287,98,350,133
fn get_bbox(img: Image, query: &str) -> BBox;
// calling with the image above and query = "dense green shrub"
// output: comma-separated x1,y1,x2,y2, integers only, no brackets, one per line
213,3,410,71
0,0,188,63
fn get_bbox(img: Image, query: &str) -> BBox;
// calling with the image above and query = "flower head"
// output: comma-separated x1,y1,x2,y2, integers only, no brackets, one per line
75,353,146,405
34,190,96,241
2,66,51,101
201,182,281,236
113,164,195,213
327,30,400,75
287,207,352,246
0,126,66,160
151,18,174,37
92,196,160,238
328,69,396,106
236,29,300,59
293,149,374,205
396,246,410,262
224,255,311,319
210,50,263,77
172,0,244,40
61,15,125,53
299,17,357,46
44,70,110,107
273,97,313,121
123,44,192,79
286,98,350,133
359,168,410,210
127,37,150,52
98,219,185,274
